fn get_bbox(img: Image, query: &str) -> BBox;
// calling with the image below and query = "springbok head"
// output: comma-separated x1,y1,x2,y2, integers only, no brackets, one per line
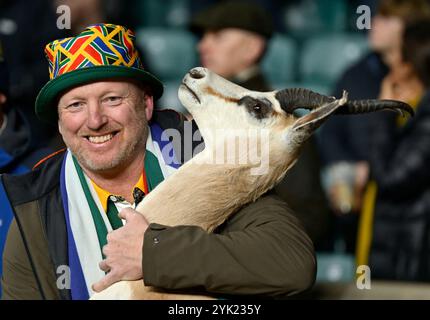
178,67,413,174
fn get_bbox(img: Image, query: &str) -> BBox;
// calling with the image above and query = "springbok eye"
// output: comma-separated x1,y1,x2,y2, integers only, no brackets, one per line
239,96,272,120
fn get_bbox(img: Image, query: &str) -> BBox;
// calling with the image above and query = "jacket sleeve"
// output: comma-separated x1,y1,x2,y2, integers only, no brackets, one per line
1,219,43,300
142,194,316,298
369,110,430,199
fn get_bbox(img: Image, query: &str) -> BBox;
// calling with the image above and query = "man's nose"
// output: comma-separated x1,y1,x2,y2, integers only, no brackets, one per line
87,102,108,130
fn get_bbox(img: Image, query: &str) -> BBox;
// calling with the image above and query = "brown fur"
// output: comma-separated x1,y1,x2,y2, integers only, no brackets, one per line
204,86,240,104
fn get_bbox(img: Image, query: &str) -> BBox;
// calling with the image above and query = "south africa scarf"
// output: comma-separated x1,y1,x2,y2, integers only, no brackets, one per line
60,123,180,299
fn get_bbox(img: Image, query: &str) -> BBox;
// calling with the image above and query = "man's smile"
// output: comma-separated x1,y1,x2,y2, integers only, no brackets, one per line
86,132,118,144
82,131,120,146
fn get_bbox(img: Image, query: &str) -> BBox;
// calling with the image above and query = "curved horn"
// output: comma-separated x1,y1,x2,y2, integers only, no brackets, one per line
275,88,334,113
337,99,415,117
275,88,414,118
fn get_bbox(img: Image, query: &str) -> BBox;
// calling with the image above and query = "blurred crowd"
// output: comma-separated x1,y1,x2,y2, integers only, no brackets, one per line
2,0,430,296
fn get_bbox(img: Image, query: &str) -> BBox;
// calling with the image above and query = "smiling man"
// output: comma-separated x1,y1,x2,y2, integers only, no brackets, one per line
57,81,151,199
1,23,315,300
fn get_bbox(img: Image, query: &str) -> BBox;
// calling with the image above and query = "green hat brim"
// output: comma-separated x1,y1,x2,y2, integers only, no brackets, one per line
35,65,164,124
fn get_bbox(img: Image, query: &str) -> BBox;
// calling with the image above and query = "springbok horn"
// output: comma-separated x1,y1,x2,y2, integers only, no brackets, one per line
275,88,414,117
335,99,415,117
275,88,334,113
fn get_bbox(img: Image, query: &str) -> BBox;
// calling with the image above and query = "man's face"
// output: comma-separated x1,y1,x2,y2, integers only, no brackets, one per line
197,28,265,78
58,80,153,174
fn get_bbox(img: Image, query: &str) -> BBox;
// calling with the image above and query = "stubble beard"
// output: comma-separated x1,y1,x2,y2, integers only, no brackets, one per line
67,111,149,174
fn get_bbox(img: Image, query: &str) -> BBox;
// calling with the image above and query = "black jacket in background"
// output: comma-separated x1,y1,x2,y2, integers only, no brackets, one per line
318,52,389,164
0,0,68,144
369,90,430,281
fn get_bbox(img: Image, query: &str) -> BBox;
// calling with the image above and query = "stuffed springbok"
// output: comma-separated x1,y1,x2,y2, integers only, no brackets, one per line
91,67,413,299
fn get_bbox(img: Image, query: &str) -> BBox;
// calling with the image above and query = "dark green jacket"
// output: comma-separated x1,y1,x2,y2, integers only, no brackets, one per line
1,110,316,300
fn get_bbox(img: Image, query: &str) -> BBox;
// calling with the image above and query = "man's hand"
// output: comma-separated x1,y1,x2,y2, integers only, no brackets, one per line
92,207,149,293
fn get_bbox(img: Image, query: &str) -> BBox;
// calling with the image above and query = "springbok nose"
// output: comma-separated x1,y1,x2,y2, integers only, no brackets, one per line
189,68,206,79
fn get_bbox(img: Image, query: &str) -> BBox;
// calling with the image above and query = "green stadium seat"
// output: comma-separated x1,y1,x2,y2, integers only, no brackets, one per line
316,238,356,283
136,28,198,81
131,0,191,28
300,33,369,87
165,0,192,28
272,81,331,96
284,0,348,37
261,34,298,86
316,253,356,283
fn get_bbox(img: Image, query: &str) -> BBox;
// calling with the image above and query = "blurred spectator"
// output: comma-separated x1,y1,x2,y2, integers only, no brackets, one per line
0,0,66,148
53,0,104,33
190,0,287,33
318,0,430,253
53,0,127,33
190,0,331,244
0,40,52,297
191,0,273,91
0,0,127,151
358,19,430,280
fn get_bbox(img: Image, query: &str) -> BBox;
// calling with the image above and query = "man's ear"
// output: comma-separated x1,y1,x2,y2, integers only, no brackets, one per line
144,94,154,121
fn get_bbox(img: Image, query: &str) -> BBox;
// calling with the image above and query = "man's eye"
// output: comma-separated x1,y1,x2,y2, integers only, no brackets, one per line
103,96,123,106
66,102,84,109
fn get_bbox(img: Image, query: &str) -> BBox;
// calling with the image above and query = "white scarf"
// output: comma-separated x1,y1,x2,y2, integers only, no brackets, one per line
63,127,178,298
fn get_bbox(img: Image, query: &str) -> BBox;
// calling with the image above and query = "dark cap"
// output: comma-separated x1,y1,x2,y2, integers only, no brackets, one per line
190,1,274,39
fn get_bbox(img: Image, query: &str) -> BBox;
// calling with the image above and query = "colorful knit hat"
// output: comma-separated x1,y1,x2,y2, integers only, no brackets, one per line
35,24,163,123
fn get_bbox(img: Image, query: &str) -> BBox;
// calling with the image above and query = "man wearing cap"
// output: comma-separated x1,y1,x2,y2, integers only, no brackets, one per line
1,24,315,300
191,1,331,245
0,40,52,298
191,1,272,92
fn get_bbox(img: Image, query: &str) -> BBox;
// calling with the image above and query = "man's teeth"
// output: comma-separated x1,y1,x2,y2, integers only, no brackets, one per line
88,134,114,144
